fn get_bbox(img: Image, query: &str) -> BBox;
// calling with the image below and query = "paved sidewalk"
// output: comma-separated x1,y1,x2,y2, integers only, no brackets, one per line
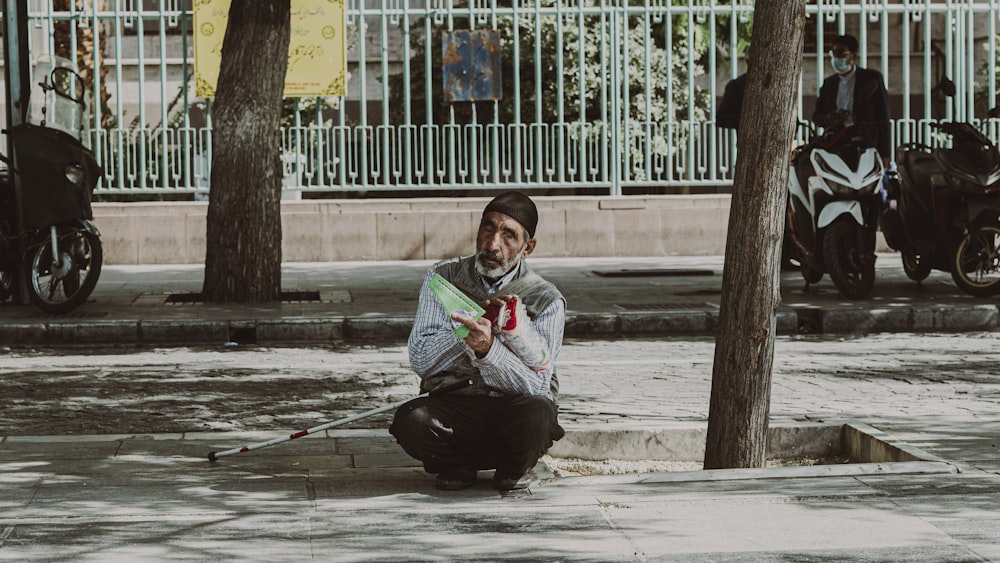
2,258,1000,560
2,335,1000,561
1,255,999,347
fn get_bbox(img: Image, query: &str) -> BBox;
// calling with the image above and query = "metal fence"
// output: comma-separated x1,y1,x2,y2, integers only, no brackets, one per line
5,0,1000,197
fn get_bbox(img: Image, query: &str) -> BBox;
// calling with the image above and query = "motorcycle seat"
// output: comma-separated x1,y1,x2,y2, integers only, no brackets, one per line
901,151,939,189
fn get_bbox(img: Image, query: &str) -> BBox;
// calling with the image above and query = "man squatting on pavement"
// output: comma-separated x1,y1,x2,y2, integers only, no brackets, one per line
390,191,566,491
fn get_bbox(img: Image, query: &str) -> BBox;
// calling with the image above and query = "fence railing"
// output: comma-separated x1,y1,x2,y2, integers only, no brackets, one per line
6,0,1000,197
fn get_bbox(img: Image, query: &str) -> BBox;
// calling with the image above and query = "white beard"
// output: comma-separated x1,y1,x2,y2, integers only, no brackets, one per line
475,248,524,280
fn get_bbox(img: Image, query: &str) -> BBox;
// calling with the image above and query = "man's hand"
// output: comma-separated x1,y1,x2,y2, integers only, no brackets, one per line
452,311,494,357
483,294,516,327
826,110,849,128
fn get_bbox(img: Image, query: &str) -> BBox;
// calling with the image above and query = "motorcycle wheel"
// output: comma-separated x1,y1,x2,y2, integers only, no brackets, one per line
0,222,10,302
901,248,931,282
823,217,876,299
950,220,1000,297
0,269,12,303
21,227,103,314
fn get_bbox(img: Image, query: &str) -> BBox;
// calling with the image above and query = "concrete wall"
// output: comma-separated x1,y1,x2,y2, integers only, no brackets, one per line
94,195,733,265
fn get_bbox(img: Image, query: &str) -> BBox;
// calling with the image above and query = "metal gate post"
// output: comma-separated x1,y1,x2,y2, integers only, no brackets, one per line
3,0,29,128
609,6,622,196
3,0,31,305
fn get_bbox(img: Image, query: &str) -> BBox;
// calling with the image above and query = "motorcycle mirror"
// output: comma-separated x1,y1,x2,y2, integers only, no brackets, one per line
50,67,86,106
937,76,957,98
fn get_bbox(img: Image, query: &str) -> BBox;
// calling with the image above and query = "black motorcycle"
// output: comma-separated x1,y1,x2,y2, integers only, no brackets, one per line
880,103,1000,297
0,63,103,313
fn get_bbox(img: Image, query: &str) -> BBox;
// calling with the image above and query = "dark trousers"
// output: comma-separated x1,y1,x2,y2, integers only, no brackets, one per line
389,394,564,475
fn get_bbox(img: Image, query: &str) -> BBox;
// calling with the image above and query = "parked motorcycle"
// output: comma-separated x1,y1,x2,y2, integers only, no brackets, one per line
0,61,103,313
880,105,1000,296
785,121,885,299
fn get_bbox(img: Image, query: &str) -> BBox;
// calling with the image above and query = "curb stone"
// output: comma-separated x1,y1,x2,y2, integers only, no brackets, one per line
3,306,1000,347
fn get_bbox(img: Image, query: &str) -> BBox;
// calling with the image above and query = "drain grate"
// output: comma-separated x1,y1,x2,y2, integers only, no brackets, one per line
616,302,712,311
2,310,109,319
165,290,322,304
278,290,322,303
593,268,715,278
674,289,722,296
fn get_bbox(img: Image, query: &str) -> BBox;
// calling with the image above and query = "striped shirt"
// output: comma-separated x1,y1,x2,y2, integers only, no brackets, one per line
408,260,566,397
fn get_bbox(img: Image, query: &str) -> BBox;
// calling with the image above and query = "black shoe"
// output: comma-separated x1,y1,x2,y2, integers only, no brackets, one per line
435,468,476,490
493,470,528,491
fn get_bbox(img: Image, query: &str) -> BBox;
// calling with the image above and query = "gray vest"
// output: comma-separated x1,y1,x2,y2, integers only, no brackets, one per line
421,255,564,401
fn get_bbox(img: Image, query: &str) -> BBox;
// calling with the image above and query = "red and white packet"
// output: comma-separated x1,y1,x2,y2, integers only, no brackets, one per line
484,296,550,371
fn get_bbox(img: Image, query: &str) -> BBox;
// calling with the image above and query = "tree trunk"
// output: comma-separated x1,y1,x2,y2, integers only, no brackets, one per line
703,0,806,470
202,0,289,303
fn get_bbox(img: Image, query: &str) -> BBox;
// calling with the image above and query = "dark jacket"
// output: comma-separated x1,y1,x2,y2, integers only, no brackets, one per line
812,66,891,158
717,73,747,131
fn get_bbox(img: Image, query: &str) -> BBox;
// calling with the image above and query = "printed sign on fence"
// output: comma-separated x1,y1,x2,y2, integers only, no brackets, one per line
194,0,347,98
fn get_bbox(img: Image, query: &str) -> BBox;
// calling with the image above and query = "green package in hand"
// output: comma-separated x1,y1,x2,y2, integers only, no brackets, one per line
428,274,485,339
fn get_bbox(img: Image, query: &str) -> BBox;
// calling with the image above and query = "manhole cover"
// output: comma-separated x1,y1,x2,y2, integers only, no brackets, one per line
165,290,322,304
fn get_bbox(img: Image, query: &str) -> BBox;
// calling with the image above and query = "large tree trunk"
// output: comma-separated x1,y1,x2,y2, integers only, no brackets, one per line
703,0,806,469
202,0,289,303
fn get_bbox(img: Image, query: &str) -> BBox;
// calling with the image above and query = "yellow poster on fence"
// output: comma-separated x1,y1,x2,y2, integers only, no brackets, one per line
194,0,347,98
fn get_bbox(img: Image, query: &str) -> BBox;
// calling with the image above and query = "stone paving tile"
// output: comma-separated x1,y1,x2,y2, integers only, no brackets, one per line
3,263,1000,560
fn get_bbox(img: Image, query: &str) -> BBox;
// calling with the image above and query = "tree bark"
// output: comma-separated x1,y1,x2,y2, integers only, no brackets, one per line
202,0,289,303
703,0,806,469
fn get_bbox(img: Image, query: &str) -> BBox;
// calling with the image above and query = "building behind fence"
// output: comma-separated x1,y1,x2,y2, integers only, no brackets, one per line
1,0,998,199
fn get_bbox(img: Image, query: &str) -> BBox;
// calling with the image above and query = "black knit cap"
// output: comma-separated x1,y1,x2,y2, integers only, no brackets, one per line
482,191,538,237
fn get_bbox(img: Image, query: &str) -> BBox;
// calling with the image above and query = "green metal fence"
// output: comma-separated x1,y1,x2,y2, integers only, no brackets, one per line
6,0,1000,197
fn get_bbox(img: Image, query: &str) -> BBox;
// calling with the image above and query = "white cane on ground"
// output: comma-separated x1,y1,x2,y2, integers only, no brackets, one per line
207,378,473,462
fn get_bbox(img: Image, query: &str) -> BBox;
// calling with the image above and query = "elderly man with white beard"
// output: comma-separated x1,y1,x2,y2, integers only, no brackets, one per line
389,191,566,491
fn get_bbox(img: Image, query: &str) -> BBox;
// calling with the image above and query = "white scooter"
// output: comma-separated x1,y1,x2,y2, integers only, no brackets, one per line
784,122,885,299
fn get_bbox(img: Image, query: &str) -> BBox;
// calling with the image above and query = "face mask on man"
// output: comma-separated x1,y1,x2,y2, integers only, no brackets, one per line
831,55,852,74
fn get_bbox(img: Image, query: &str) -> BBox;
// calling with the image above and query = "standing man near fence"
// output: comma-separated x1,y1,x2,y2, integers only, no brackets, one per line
390,191,566,491
812,33,892,167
